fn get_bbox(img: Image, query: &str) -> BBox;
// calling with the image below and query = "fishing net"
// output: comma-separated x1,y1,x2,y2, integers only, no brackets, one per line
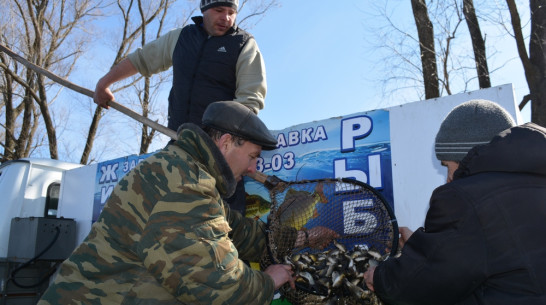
260,177,398,305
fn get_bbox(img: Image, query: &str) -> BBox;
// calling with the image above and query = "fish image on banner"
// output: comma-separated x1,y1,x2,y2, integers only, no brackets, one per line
277,182,328,230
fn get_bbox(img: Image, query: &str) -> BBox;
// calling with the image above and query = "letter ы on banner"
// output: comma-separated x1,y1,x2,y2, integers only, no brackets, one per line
334,156,382,188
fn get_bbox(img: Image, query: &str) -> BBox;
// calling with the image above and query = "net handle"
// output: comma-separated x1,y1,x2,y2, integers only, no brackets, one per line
246,171,287,190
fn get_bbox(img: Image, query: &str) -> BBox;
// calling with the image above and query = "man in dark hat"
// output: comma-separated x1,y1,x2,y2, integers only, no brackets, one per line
39,102,339,304
94,0,266,214
364,99,546,304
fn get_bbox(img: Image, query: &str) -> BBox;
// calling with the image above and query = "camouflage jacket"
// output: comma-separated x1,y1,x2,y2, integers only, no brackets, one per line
39,123,275,305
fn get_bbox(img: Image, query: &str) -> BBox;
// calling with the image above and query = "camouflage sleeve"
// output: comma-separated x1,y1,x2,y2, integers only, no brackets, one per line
225,206,268,261
136,161,275,304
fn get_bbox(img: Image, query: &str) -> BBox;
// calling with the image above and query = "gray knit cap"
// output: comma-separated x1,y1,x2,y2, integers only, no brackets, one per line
200,0,238,12
435,99,516,162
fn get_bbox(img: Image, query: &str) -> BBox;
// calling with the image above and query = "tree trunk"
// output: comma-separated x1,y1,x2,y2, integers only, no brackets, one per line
0,0,99,162
507,0,545,127
1,56,16,162
28,0,59,159
463,0,491,89
529,0,546,126
80,108,102,165
411,0,440,99
139,76,153,155
36,74,59,159
81,0,172,162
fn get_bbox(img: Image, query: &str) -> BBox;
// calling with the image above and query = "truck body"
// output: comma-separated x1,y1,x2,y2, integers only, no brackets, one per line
0,159,83,258
0,159,83,304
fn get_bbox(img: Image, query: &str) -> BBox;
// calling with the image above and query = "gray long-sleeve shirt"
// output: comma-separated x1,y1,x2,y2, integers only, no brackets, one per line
127,27,267,113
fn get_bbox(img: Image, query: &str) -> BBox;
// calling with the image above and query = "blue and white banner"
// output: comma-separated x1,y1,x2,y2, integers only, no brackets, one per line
244,109,393,222
91,110,392,224
92,153,153,222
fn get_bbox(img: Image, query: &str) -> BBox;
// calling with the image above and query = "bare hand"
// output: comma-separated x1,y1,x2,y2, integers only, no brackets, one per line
264,264,295,290
93,80,114,109
363,265,376,291
92,58,138,109
398,226,414,249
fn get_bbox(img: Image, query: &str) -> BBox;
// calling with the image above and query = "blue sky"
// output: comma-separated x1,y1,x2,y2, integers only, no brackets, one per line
242,0,531,131
249,1,389,130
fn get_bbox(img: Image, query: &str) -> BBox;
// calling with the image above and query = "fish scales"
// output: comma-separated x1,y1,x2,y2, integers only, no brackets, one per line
277,182,328,230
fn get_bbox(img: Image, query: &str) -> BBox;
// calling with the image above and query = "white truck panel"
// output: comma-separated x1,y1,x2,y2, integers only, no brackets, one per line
57,164,98,246
0,159,82,258
388,84,522,230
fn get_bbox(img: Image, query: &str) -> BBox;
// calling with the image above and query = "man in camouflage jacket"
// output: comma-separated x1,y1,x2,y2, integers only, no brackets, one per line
38,102,297,304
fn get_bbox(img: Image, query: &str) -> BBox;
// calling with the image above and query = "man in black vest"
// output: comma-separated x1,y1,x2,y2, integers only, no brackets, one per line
93,0,268,214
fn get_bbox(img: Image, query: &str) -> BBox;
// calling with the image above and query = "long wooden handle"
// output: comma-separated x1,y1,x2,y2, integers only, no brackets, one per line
0,43,284,186
0,43,177,140
246,171,267,184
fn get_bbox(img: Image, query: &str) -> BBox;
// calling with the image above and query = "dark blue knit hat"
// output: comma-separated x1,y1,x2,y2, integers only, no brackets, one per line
435,99,516,162
200,0,238,12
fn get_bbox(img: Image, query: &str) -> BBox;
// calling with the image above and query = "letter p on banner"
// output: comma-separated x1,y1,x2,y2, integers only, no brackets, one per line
341,116,373,152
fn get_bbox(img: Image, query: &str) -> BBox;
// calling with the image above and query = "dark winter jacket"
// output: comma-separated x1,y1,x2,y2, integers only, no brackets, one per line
374,123,546,305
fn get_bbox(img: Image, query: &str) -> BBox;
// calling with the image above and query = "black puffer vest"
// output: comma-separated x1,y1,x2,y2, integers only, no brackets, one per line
168,16,252,131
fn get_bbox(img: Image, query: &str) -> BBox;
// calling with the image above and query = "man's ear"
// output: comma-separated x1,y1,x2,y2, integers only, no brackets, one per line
216,133,232,153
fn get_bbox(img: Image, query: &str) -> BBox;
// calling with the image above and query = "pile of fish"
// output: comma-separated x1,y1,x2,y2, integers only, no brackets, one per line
281,240,388,305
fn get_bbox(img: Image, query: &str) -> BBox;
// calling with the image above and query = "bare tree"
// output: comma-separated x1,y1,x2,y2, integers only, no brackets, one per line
1,0,281,164
463,0,491,89
430,1,466,96
411,0,440,99
507,0,546,127
529,0,546,126
367,0,539,121
367,1,479,102
0,0,102,163
237,0,280,28
80,0,180,164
